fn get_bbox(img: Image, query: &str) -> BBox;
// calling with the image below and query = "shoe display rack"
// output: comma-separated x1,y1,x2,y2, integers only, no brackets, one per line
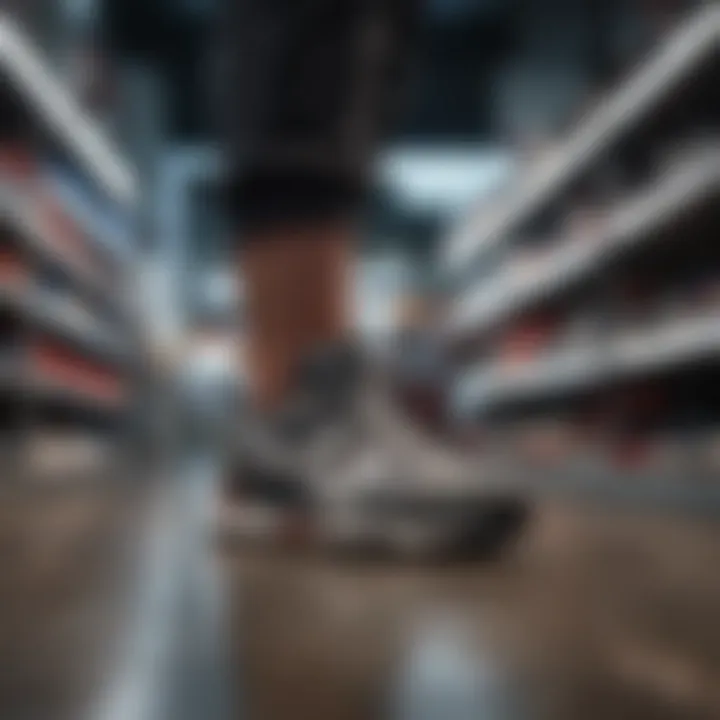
0,13,141,483
446,5,720,495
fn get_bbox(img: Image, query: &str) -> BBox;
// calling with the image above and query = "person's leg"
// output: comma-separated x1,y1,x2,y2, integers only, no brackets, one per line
214,1,530,555
242,222,351,411
214,0,419,409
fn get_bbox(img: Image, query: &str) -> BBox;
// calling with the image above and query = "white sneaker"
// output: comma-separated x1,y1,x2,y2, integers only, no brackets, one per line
224,345,530,557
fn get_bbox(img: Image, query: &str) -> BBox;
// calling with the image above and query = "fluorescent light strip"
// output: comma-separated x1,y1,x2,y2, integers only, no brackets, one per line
0,14,136,206
444,5,720,276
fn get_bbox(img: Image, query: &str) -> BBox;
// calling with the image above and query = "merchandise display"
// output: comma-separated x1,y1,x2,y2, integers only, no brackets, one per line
0,16,139,483
449,5,720,492
444,4,720,278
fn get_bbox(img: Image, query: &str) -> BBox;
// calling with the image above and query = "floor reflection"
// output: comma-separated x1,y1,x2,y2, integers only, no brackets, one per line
5,477,720,720
225,503,720,720
392,609,527,720
0,481,139,720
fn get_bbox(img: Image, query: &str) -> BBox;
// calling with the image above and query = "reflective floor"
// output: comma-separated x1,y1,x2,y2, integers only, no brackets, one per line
225,503,720,720
0,481,138,720
4,474,720,720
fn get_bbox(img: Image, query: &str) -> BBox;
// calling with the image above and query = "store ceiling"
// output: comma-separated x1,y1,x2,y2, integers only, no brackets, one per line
101,0,611,141
102,0,679,143
101,0,668,257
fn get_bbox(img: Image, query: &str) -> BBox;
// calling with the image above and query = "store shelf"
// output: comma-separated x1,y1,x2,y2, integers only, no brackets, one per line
457,348,606,411
0,12,136,207
0,284,128,366
45,168,136,269
443,4,720,280
0,184,126,316
613,312,720,377
458,312,720,412
40,381,123,409
0,8,142,492
0,360,126,414
451,153,720,339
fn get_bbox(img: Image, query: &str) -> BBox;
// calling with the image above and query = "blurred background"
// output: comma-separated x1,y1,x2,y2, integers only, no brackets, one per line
1,1,720,719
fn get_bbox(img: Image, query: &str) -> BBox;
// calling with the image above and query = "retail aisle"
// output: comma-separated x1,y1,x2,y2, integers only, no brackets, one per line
224,502,720,720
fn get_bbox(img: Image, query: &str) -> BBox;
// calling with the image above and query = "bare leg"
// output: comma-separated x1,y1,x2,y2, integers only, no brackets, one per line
241,222,352,412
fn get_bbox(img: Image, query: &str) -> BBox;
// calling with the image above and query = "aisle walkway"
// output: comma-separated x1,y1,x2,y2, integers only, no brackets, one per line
0,479,139,720
4,463,720,720
0,461,234,720
224,503,720,720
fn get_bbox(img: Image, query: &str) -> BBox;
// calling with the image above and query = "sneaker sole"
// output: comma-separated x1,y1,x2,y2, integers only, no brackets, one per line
218,496,531,560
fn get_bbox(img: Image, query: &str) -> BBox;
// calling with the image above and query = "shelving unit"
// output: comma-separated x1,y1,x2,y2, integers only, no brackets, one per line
450,153,720,339
443,3,720,280
448,5,720,493
0,13,140,484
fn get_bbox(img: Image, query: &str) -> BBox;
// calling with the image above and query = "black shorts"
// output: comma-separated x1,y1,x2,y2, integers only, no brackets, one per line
213,0,419,231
